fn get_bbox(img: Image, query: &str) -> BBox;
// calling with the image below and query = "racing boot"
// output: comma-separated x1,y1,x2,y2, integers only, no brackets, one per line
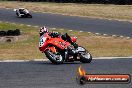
63,33,78,49
70,42,78,49
65,33,78,54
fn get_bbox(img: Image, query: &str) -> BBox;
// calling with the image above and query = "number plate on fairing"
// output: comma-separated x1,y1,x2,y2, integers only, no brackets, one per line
39,36,47,47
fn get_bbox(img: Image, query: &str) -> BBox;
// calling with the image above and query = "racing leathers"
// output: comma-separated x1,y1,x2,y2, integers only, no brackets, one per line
40,31,78,49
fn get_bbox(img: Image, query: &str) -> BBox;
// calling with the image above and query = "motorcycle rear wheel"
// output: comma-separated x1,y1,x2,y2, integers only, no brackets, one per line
77,46,92,63
45,50,64,64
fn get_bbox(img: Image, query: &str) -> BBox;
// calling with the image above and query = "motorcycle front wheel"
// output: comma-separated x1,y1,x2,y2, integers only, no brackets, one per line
80,52,92,63
27,14,32,18
45,49,64,64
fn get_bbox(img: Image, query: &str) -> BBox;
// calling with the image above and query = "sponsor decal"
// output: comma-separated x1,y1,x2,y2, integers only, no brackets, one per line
76,66,131,85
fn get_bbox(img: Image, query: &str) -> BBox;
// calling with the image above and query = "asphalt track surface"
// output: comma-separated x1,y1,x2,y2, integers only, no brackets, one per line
0,8,132,88
0,58,132,88
0,8,132,37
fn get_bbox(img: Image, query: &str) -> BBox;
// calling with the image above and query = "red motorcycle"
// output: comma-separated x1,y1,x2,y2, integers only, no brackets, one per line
39,33,92,64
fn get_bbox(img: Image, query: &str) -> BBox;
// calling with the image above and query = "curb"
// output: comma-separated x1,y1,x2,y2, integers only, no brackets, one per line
0,59,48,62
0,57,132,62
93,56,132,59
1,21,131,39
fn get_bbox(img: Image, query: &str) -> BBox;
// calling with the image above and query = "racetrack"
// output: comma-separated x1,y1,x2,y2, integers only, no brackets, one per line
0,8,132,37
0,58,132,88
0,8,132,88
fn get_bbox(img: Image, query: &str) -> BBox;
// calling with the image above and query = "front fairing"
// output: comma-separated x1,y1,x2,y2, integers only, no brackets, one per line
47,38,70,50
39,34,71,52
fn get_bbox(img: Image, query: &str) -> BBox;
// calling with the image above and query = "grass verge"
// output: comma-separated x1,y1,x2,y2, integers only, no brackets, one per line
0,22,132,60
0,1,132,21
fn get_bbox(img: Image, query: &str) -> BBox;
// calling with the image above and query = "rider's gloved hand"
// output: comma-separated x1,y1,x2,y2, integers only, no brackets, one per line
50,31,60,38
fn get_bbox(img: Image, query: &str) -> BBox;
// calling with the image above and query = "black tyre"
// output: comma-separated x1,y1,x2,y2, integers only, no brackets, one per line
14,29,21,36
0,31,6,36
77,46,92,63
45,49,64,64
7,30,14,36
80,52,92,63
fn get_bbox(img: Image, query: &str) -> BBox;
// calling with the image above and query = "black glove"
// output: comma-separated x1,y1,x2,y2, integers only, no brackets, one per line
49,31,60,38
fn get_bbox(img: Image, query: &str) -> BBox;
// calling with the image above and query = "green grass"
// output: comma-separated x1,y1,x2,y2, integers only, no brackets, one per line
0,22,41,60
0,22,132,60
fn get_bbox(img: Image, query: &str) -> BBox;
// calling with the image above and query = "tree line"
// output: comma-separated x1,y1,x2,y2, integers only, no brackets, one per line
4,0,132,5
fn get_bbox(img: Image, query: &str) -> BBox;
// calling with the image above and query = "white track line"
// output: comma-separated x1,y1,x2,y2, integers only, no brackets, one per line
93,56,132,59
69,30,73,31
95,33,100,35
60,29,64,30
33,25,39,27
0,57,132,62
88,32,91,33
0,59,48,62
0,21,131,39
51,28,56,30
79,31,83,32
103,34,108,36
27,25,31,27
126,37,130,39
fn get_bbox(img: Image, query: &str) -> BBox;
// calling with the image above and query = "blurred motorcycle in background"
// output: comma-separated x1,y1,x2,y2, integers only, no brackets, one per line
14,8,32,18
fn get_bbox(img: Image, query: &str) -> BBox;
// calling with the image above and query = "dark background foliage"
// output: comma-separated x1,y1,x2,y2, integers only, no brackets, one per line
8,0,132,5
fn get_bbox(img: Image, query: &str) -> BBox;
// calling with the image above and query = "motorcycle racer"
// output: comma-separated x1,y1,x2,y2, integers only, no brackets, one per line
19,8,29,14
14,8,32,18
39,26,78,49
39,26,92,64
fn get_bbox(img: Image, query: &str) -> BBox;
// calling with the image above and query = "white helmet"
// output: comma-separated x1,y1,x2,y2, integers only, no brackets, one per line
39,26,48,36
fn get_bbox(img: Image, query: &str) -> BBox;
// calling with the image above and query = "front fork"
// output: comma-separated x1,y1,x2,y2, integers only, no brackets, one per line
64,46,79,62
